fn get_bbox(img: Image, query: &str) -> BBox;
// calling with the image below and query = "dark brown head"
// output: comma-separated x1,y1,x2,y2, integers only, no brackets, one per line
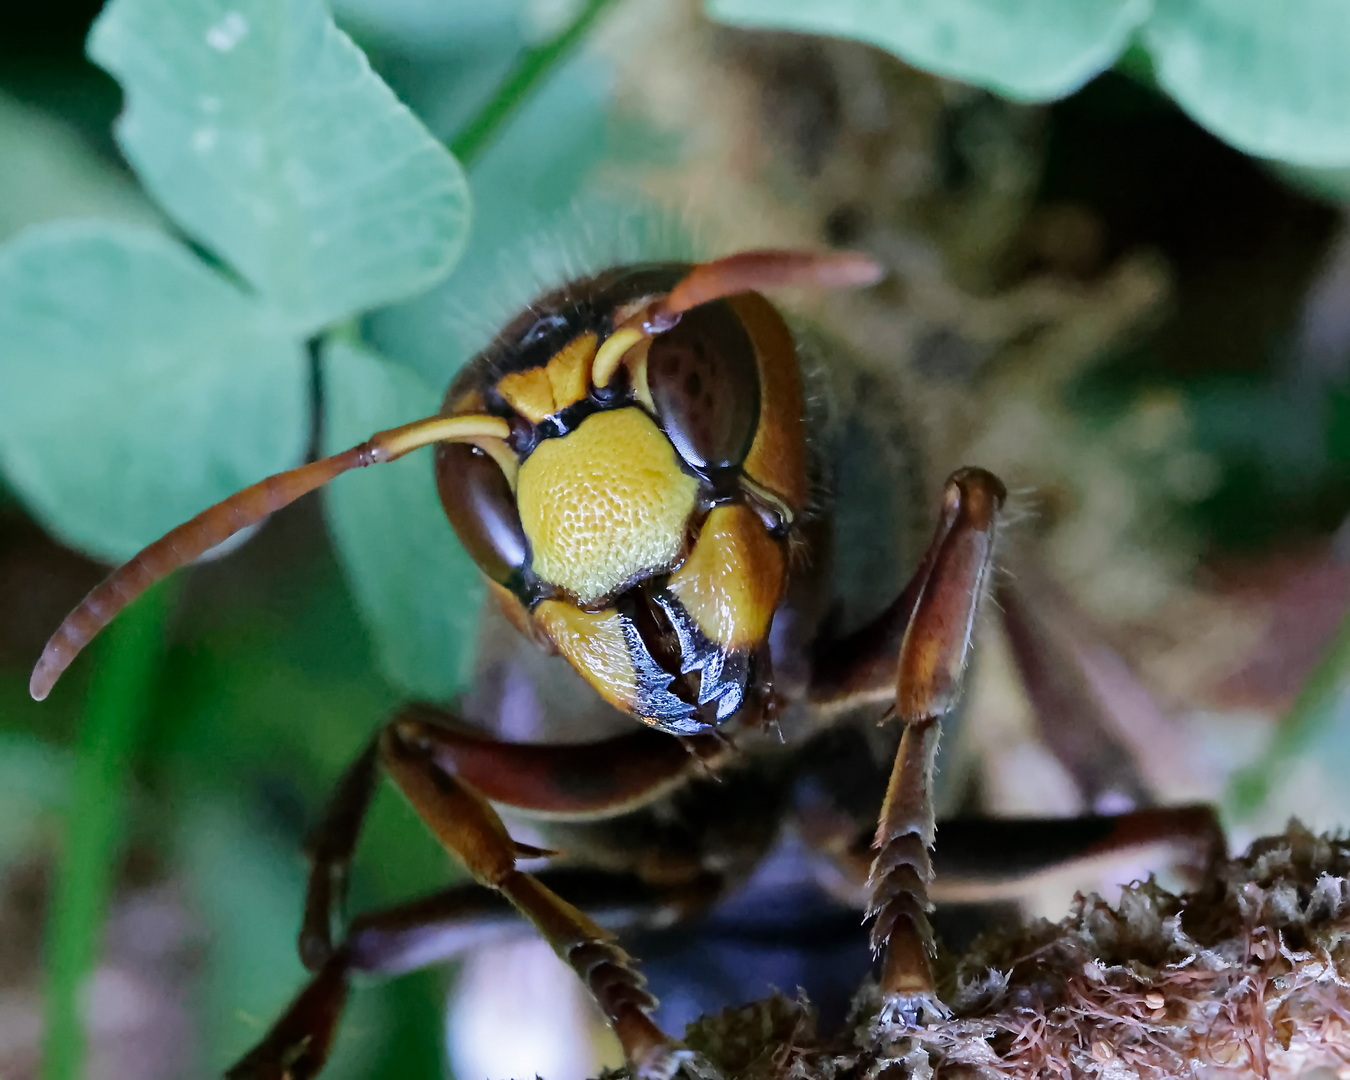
435,262,812,733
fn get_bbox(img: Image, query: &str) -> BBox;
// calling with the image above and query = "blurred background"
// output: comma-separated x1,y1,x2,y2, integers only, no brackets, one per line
1,1,1349,1078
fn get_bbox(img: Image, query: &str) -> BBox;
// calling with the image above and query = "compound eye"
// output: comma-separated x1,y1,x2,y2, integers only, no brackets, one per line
646,299,761,476
435,441,529,586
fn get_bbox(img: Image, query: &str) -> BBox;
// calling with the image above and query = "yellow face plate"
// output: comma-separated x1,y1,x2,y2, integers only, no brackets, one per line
533,600,637,712
667,503,784,650
495,332,598,424
516,408,699,605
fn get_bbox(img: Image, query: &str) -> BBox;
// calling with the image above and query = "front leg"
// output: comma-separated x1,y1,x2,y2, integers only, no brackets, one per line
379,716,683,1076
228,869,720,1080
231,707,726,1080
851,469,1005,1020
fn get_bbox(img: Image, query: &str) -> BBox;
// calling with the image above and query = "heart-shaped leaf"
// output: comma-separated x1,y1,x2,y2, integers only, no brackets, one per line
706,0,1149,102
0,92,156,244
0,220,308,562
89,0,472,333
322,340,483,700
1144,0,1350,166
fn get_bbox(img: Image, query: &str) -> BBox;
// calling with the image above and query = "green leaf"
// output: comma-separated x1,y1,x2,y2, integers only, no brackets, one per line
705,0,1150,101
0,92,156,244
322,340,482,700
174,802,312,1072
42,583,171,1080
1143,0,1350,167
89,0,472,334
1227,610,1350,827
0,220,307,562
365,41,657,384
332,0,521,50
1332,383,1350,465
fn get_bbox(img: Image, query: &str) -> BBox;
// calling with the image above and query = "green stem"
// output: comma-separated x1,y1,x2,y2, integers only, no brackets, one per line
450,0,624,168
1227,607,1350,818
41,582,174,1080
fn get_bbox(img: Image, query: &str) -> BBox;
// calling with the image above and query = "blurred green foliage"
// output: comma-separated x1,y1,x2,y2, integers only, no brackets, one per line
0,221,309,560
89,0,472,334
0,0,469,580
42,582,171,1080
706,0,1350,167
321,341,482,700
709,0,1146,102
0,0,627,1077
1,1,1349,1079
0,92,153,240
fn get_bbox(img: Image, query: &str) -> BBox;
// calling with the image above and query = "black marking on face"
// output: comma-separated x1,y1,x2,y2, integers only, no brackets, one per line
446,264,688,417
618,614,704,735
655,592,750,722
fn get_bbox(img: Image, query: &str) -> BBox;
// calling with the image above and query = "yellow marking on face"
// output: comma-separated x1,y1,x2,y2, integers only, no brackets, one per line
517,408,698,604
592,326,645,388
495,334,599,425
496,365,555,424
533,600,637,711
545,332,597,413
667,504,784,649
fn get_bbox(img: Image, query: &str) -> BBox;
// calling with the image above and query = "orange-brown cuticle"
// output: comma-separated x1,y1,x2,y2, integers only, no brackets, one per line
726,293,808,515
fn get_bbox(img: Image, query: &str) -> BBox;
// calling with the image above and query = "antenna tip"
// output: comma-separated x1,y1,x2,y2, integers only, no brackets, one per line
30,661,55,702
827,250,886,287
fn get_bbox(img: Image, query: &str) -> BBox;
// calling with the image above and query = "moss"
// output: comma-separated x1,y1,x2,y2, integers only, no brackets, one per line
625,825,1350,1080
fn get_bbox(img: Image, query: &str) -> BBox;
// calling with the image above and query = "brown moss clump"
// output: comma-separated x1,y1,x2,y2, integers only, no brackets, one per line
667,826,1350,1080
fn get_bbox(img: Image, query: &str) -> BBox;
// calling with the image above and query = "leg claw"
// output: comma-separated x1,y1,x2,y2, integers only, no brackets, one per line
635,1045,699,1080
876,991,950,1031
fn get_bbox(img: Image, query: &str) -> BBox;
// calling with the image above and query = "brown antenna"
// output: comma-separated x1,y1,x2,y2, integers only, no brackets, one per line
591,248,885,388
30,413,510,701
650,249,883,329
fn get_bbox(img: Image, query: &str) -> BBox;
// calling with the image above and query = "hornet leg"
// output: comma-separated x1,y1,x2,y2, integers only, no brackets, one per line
863,468,1005,1021
227,708,725,1079
227,869,717,1080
